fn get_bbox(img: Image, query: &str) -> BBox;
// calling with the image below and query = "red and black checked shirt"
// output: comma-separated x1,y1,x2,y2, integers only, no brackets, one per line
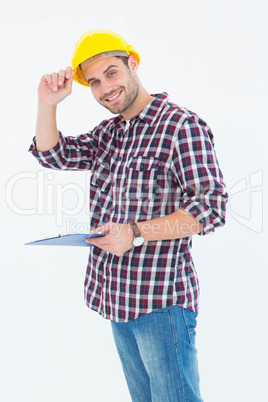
29,93,228,322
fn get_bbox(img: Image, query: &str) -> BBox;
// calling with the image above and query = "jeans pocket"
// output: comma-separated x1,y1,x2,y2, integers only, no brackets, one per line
182,308,198,346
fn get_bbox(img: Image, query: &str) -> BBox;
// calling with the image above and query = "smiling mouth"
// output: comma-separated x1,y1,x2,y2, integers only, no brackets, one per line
105,89,123,102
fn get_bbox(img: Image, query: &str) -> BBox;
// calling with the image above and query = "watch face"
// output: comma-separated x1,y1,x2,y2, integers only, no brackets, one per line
133,236,144,247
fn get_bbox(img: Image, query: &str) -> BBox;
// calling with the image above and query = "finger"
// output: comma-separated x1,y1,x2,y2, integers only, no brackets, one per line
42,73,52,86
88,229,103,235
65,70,75,92
85,239,112,253
85,233,111,244
85,229,112,243
58,69,66,86
85,238,96,244
89,223,110,235
52,72,59,91
65,66,72,79
85,238,110,245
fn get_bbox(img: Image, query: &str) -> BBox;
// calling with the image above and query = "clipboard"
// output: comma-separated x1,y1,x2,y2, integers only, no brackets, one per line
25,233,106,247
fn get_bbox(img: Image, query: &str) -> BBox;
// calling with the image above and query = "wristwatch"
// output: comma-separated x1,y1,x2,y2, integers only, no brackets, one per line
129,221,145,247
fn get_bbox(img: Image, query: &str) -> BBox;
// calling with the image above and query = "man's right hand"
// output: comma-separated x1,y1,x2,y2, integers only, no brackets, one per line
35,66,76,151
38,66,75,106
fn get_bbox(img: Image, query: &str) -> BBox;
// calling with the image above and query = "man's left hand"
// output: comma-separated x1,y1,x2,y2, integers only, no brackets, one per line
86,222,134,256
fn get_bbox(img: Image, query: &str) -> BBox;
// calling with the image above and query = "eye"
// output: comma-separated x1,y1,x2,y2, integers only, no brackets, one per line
91,80,99,87
108,71,116,78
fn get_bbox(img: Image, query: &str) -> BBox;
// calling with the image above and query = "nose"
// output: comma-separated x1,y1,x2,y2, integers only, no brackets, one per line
100,80,115,99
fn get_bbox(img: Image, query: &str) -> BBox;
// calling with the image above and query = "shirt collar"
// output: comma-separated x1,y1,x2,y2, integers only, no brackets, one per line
110,92,170,130
137,92,169,126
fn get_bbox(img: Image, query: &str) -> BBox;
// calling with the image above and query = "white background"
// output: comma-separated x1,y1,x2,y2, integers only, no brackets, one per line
1,0,267,401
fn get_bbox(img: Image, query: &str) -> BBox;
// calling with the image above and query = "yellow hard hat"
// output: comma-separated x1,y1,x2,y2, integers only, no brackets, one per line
71,29,140,87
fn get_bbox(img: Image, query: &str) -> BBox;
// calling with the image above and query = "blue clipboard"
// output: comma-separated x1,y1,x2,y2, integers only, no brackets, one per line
25,233,106,247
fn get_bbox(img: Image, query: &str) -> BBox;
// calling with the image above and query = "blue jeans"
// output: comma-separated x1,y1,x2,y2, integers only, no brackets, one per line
111,306,203,402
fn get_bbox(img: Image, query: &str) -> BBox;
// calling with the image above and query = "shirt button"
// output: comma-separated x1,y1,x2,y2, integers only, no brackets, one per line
140,165,144,171
118,156,122,161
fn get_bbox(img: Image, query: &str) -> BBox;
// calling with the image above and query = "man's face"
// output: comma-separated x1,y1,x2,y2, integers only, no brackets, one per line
82,56,140,115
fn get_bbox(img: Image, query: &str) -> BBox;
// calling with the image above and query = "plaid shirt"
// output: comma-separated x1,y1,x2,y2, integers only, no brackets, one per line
29,92,228,322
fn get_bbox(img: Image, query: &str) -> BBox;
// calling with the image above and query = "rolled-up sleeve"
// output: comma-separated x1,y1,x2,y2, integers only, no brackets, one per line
171,116,228,236
28,131,96,171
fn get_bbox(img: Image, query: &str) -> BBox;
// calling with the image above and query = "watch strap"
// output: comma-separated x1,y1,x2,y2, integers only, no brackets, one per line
129,221,141,238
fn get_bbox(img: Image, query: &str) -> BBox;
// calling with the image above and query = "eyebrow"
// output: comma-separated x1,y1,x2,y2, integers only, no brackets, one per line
87,64,119,85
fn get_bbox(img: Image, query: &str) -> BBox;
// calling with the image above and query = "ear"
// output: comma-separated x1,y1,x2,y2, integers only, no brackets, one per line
128,55,138,75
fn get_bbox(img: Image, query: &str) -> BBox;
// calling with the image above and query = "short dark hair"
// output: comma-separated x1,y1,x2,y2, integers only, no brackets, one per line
116,55,130,68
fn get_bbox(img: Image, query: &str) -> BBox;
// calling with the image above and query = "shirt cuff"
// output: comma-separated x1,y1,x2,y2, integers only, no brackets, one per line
181,200,217,236
28,132,65,166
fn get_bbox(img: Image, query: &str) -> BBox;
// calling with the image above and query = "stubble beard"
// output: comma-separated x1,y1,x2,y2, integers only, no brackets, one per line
99,72,140,115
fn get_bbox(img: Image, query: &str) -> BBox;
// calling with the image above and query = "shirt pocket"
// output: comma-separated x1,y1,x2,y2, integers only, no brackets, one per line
125,156,159,200
90,149,111,193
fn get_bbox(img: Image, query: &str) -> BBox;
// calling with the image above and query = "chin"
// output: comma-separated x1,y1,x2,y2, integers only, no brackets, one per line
107,102,126,115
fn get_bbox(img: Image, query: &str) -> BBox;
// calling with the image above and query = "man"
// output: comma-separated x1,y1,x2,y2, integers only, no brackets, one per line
29,29,228,401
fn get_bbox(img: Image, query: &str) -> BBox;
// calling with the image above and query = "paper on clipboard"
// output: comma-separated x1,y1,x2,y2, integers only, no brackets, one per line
25,233,106,247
